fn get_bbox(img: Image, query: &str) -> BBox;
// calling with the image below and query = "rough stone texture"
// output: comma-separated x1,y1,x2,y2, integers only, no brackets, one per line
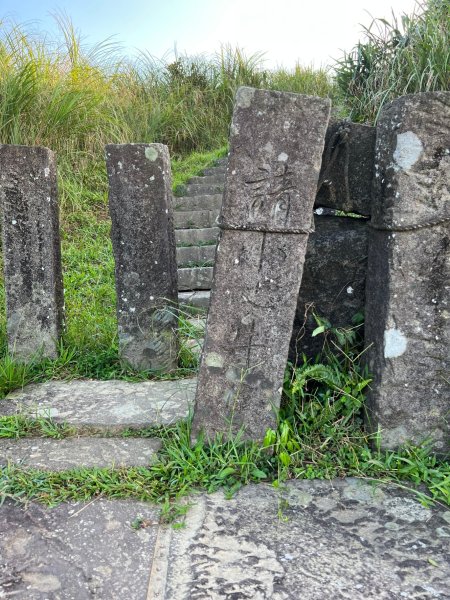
176,245,216,267
175,227,219,246
0,145,64,360
0,379,194,433
149,479,450,600
0,499,159,599
315,120,376,216
178,291,211,310
176,182,224,197
0,437,161,470
173,194,223,211
220,87,330,233
106,143,178,371
192,88,330,441
177,267,213,291
173,209,219,229
290,214,368,361
364,92,450,453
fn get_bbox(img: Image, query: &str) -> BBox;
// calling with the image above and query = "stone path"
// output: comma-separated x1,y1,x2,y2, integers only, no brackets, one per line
175,158,226,309
1,479,449,599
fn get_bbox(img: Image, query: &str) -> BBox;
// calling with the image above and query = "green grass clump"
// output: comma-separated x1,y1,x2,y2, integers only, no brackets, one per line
334,0,449,122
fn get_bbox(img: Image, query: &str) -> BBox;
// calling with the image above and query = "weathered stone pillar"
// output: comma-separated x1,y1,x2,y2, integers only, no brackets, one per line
106,143,179,371
0,145,64,360
290,121,376,361
365,92,450,453
192,87,330,441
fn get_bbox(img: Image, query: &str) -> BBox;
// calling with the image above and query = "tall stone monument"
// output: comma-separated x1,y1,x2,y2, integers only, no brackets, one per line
365,92,450,453
106,144,179,371
192,87,330,441
0,145,64,360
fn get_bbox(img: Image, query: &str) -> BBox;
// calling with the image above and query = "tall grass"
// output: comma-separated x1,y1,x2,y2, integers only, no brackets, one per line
334,0,449,123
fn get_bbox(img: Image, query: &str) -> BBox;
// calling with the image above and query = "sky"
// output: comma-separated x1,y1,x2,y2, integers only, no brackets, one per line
1,0,420,68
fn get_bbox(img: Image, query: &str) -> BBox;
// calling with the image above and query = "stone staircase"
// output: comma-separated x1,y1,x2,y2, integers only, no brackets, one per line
176,158,226,309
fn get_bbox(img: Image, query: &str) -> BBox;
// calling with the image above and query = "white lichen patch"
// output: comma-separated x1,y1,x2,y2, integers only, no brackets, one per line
277,152,288,162
393,131,423,171
346,286,354,295
263,142,273,154
205,352,224,368
235,87,255,109
384,328,408,358
145,147,158,162
44,167,50,177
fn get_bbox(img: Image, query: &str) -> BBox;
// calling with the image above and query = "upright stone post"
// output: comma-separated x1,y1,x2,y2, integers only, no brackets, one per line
192,87,330,441
365,92,450,453
106,143,179,371
0,145,64,360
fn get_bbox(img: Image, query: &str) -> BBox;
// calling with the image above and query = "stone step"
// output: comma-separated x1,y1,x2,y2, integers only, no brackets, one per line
202,166,227,176
178,267,213,291
174,209,219,230
176,245,216,267
0,437,162,471
175,227,219,246
215,157,228,166
176,183,224,197
1,379,195,433
173,194,223,212
178,290,211,310
187,174,225,186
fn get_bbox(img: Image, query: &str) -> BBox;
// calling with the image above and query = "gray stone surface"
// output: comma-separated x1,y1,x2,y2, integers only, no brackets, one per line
193,88,330,441
178,291,210,310
1,379,194,433
0,437,161,470
176,245,216,267
202,166,227,176
149,479,450,600
175,227,219,246
0,145,64,360
177,267,213,291
316,120,376,216
173,209,219,229
106,143,179,371
187,174,225,185
176,182,224,197
290,215,368,361
0,498,159,599
364,92,450,453
219,87,331,233
173,194,223,211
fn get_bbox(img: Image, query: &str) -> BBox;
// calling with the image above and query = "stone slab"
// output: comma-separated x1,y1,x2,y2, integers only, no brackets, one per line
177,267,213,291
176,245,216,267
192,230,310,441
106,143,179,371
290,215,368,361
0,145,64,360
0,498,159,599
315,120,376,216
202,166,227,176
364,92,450,453
178,291,211,310
175,227,219,246
173,194,223,211
176,183,224,197
220,87,331,232
1,379,195,433
149,479,450,600
0,437,161,470
173,210,219,230
187,175,225,185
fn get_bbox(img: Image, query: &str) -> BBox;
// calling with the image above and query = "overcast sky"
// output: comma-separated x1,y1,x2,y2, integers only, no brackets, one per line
1,0,420,68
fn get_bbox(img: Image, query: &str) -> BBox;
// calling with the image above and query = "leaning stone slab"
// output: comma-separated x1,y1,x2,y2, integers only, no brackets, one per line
148,479,450,600
315,120,376,216
193,88,330,440
1,379,194,433
0,145,64,360
365,92,450,453
0,498,159,598
290,214,368,361
0,437,161,470
106,143,178,371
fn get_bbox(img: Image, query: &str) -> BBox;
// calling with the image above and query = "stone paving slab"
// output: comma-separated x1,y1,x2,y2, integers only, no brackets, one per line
150,479,450,600
0,437,162,470
173,209,219,230
177,267,213,291
0,498,159,599
178,291,210,310
176,245,216,267
173,194,223,211
1,379,195,433
175,227,219,246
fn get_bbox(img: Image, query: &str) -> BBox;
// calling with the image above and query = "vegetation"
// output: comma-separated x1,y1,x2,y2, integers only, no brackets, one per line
334,0,449,122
